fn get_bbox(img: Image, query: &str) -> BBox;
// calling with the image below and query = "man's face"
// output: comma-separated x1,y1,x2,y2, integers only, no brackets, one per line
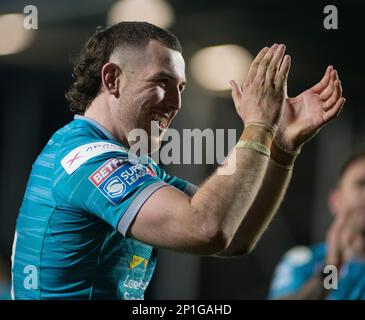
115,40,186,153
336,156,365,227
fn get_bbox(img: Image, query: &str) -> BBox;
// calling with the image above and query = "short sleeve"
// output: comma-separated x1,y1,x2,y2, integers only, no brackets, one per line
151,163,198,197
268,246,316,299
53,153,168,237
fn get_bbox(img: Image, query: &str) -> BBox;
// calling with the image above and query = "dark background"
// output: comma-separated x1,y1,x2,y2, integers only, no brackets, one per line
0,0,363,299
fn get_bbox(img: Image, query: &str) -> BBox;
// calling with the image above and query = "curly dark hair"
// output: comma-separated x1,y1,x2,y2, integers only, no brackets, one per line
65,21,182,114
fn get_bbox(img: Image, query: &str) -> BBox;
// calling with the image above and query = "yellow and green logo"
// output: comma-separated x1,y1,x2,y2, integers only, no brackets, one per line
128,255,148,270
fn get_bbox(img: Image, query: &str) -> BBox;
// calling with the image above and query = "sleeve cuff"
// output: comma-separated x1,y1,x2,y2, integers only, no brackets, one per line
184,183,198,196
117,181,169,237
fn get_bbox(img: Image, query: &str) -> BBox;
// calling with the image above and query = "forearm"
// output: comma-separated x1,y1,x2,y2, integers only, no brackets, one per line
190,126,272,247
218,158,293,256
216,139,299,256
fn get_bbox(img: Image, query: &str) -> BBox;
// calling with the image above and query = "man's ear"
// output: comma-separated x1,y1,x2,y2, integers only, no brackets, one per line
328,189,341,216
101,62,121,98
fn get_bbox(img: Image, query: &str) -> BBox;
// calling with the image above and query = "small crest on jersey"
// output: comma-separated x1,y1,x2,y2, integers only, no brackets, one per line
129,255,149,270
103,177,126,198
90,160,156,205
61,142,127,174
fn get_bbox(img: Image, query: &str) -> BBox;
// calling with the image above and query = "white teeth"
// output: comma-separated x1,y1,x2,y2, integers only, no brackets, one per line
151,113,163,122
151,113,168,129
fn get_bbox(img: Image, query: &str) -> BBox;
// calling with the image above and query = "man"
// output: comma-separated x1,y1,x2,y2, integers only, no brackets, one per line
269,149,365,300
11,21,344,299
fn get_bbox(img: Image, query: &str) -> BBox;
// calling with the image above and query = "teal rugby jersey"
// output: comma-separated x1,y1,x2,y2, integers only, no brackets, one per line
11,115,197,300
268,243,365,300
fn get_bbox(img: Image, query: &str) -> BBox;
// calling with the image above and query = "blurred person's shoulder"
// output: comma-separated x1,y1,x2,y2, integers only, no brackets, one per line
280,242,327,269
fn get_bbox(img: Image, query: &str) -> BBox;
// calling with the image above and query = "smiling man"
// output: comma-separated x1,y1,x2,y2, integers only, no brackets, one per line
11,21,345,299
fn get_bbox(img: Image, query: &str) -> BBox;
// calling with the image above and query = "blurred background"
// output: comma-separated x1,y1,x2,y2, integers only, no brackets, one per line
0,0,364,299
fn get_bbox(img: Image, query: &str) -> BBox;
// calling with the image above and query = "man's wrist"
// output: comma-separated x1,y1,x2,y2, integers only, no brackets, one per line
237,123,275,157
270,138,301,169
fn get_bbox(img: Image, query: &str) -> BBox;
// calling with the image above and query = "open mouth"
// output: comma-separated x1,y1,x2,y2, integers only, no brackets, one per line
151,112,169,130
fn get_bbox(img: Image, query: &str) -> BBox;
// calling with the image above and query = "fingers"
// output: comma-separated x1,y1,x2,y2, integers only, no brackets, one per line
311,65,333,93
245,43,288,91
245,47,270,84
265,44,286,84
320,70,337,100
275,54,291,92
323,97,346,122
254,44,279,83
320,68,343,116
324,79,342,111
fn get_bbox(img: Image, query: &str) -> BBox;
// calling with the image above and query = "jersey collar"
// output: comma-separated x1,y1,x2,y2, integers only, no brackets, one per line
74,114,120,143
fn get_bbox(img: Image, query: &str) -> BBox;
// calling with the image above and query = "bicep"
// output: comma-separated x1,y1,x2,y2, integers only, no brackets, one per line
127,185,220,255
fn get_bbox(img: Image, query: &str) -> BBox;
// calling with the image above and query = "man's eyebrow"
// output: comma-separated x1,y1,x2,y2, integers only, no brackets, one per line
153,72,187,86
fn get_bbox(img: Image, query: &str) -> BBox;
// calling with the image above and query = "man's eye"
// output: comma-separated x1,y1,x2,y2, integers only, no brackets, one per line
355,179,365,188
157,79,169,86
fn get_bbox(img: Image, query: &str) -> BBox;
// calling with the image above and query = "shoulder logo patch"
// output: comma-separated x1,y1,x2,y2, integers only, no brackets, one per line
61,142,127,174
89,159,157,205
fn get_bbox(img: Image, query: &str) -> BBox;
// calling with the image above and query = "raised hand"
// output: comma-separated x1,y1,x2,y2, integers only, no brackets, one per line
326,207,365,269
340,208,365,262
276,66,346,151
230,43,291,130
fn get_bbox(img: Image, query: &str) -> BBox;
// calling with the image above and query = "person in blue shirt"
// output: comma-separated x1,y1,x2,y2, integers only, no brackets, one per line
269,149,365,300
11,21,345,299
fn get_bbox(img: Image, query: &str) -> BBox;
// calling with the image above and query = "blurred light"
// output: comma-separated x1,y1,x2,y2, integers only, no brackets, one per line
107,0,175,29
190,44,253,92
0,14,35,56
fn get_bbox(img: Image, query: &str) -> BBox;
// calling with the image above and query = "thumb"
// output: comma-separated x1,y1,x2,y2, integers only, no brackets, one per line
230,80,242,106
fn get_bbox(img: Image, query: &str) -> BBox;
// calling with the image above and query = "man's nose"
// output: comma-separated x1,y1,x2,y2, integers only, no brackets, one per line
166,88,181,111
